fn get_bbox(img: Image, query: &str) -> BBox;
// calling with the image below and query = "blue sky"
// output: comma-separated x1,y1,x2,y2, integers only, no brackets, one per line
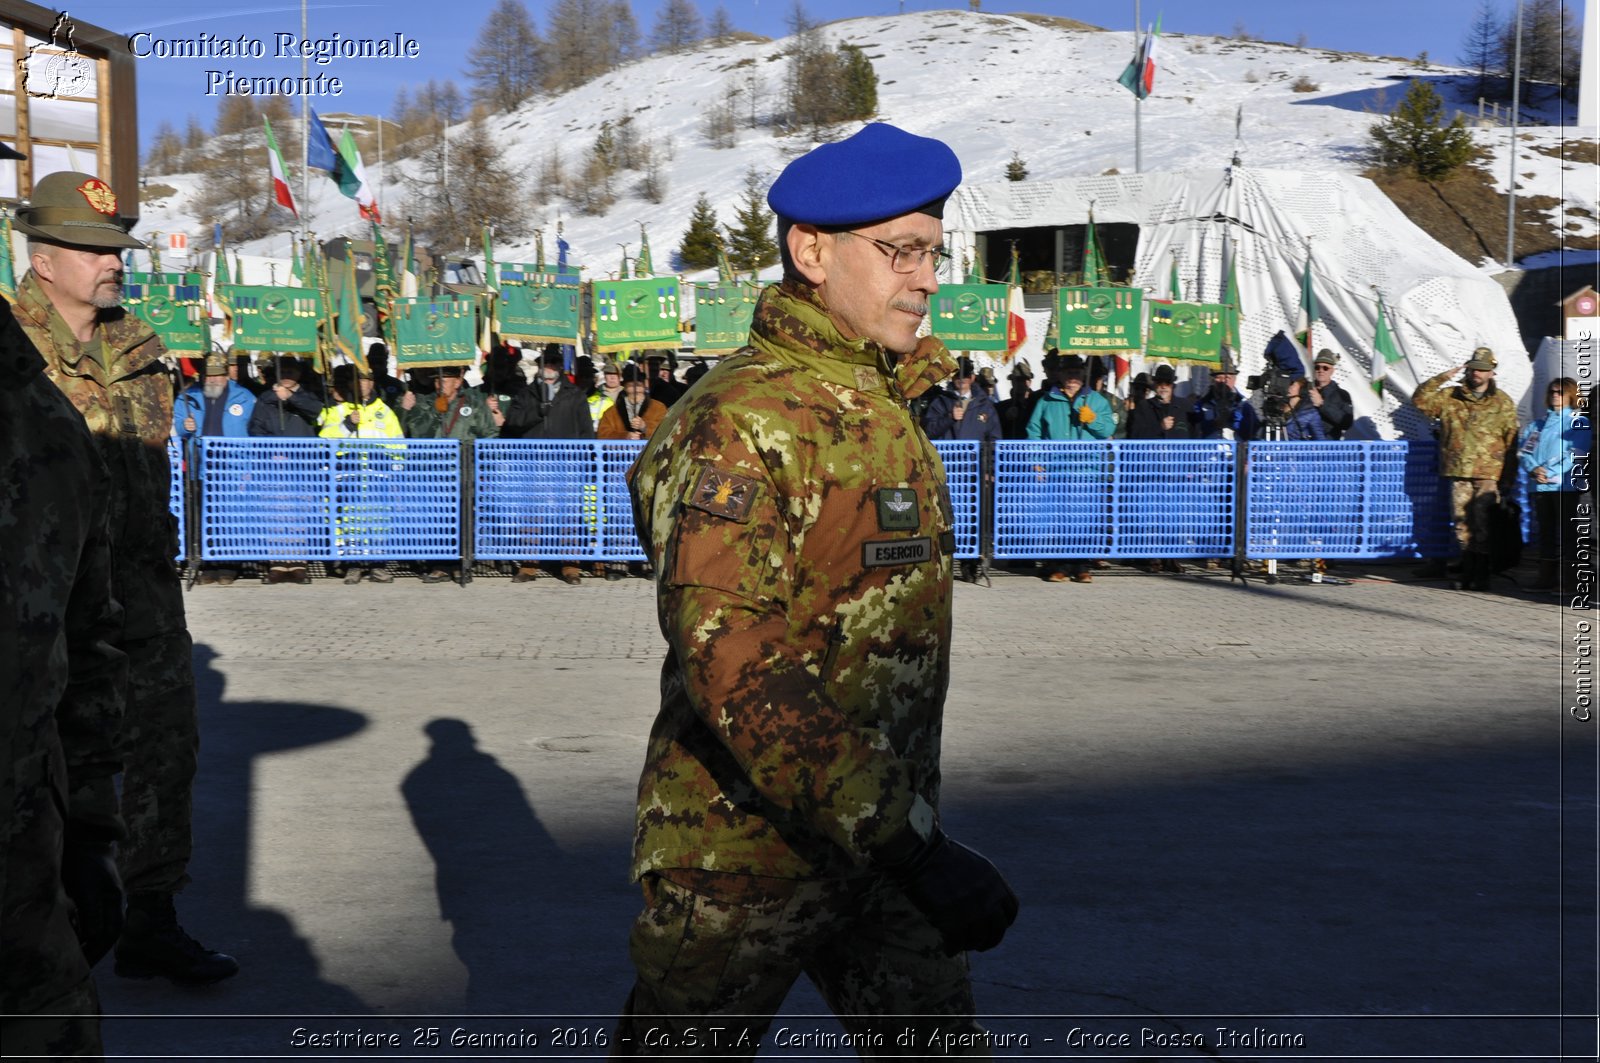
54,0,1536,145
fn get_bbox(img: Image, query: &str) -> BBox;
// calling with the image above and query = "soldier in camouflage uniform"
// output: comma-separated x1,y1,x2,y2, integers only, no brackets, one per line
1411,346,1521,591
615,124,1018,1057
12,170,238,983
0,141,128,1058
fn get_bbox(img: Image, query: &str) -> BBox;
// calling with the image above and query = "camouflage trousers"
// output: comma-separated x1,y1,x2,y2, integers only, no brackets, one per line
613,869,988,1059
0,976,103,1058
117,629,199,895
1448,478,1500,556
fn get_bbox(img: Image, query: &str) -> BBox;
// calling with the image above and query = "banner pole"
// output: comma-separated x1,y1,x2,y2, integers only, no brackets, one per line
1133,0,1142,173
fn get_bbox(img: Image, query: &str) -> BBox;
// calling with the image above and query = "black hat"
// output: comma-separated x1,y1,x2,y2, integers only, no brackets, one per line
331,363,369,392
1152,364,1177,385
621,362,648,384
437,365,466,378
540,348,565,368
955,357,976,378
1057,354,1087,377
573,355,596,376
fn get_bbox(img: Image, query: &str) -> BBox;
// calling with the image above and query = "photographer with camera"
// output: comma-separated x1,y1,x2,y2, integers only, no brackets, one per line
1307,349,1354,439
1283,377,1327,440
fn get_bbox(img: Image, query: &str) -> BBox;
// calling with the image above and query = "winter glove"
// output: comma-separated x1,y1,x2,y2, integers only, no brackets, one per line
60,827,124,966
1077,405,1096,424
875,825,1018,955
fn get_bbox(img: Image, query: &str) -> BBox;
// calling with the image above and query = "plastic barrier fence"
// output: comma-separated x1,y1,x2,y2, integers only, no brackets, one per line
169,438,186,562
993,440,1237,559
931,440,981,558
474,440,648,562
196,438,461,561
1245,441,1455,559
169,438,1491,567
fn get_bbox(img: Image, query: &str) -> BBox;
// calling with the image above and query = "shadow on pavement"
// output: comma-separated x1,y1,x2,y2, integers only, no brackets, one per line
98,643,371,1058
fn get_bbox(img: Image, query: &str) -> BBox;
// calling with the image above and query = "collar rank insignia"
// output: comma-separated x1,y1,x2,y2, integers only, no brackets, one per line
876,487,920,531
688,463,759,523
77,178,118,215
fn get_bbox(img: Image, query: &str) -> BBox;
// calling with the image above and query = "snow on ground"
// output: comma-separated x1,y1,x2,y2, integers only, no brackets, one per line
137,10,1596,282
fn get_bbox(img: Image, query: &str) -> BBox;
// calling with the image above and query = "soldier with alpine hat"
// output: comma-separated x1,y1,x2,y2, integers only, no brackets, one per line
10,170,239,984
617,123,1018,1053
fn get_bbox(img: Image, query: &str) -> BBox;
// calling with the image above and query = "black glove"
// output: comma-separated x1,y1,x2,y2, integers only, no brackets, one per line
876,825,1018,955
60,830,124,966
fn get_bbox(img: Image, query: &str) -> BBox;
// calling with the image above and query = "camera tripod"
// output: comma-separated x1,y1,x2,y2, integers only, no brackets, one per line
1228,419,1350,586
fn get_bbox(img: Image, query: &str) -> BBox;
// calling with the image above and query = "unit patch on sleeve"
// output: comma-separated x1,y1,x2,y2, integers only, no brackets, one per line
687,463,760,522
876,487,920,531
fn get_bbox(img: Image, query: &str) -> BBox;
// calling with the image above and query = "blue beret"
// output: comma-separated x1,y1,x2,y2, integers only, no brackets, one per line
767,123,962,227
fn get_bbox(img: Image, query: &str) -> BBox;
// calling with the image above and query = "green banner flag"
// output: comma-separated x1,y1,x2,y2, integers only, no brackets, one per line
127,272,210,352
929,283,1010,351
1056,286,1143,354
226,284,322,353
499,283,582,344
693,282,760,352
593,277,681,354
1147,300,1229,365
391,296,478,369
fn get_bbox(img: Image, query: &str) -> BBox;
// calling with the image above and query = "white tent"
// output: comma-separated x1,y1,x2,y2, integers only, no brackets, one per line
944,167,1531,439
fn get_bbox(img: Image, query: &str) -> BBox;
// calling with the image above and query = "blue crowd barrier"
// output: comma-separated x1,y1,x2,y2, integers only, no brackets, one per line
993,440,1237,559
196,438,461,561
167,437,1496,569
168,438,186,562
930,440,981,559
1246,441,1457,559
474,440,647,562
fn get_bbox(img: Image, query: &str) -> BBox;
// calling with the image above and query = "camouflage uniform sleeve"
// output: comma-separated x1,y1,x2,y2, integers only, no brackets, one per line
1410,368,1457,417
642,413,920,861
58,466,129,841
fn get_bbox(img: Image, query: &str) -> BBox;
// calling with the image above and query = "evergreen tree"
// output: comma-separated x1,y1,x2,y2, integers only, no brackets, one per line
725,169,778,272
1368,79,1475,179
837,43,877,120
145,120,184,173
468,0,545,112
1460,0,1503,102
1005,151,1028,181
546,0,612,91
707,4,736,42
679,194,722,270
651,0,704,54
405,113,528,251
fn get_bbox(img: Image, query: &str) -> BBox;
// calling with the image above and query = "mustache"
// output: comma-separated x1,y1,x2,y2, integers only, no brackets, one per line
892,299,928,316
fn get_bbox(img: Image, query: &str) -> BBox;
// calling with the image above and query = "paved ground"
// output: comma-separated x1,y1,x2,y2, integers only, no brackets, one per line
93,560,1597,1061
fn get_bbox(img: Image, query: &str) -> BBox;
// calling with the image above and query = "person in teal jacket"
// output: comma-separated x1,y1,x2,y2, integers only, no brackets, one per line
1518,376,1590,592
1025,354,1114,581
1026,354,1115,440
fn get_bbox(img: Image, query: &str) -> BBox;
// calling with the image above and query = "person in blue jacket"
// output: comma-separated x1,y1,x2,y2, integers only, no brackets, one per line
1283,377,1327,440
1026,354,1113,582
1188,348,1259,441
173,349,255,443
1518,376,1589,592
922,356,1002,442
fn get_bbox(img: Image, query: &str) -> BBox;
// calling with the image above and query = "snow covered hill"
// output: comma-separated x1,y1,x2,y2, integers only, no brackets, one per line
137,9,1595,281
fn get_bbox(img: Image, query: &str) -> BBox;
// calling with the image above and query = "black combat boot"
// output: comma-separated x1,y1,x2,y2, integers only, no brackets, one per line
115,892,239,984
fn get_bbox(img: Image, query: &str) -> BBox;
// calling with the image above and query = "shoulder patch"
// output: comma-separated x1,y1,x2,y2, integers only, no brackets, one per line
686,463,760,523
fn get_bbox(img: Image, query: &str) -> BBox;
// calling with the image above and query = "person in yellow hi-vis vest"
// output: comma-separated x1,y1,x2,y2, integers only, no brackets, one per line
318,364,403,584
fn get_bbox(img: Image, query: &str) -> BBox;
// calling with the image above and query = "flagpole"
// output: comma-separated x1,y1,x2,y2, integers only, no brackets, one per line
1133,0,1142,173
1506,0,1523,268
300,0,310,240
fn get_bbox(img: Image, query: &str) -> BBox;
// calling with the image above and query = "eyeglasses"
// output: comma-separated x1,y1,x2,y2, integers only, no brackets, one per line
847,232,953,274
1313,364,1334,371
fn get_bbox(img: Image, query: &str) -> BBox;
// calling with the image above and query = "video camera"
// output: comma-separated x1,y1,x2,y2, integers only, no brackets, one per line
1248,332,1307,426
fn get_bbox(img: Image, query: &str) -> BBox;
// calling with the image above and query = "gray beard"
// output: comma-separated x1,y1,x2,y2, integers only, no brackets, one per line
91,288,123,309
203,380,227,400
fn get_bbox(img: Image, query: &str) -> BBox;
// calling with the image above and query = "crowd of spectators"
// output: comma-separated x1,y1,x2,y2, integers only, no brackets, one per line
174,338,1592,598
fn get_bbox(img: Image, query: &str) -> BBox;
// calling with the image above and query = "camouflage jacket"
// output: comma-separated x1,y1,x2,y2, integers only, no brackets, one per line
1412,368,1520,481
1,295,128,1013
401,390,499,440
13,272,183,641
626,277,958,882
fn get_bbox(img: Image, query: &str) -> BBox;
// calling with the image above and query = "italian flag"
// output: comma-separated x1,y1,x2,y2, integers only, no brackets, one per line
1117,14,1161,100
1294,248,1317,359
336,128,381,223
264,116,297,217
